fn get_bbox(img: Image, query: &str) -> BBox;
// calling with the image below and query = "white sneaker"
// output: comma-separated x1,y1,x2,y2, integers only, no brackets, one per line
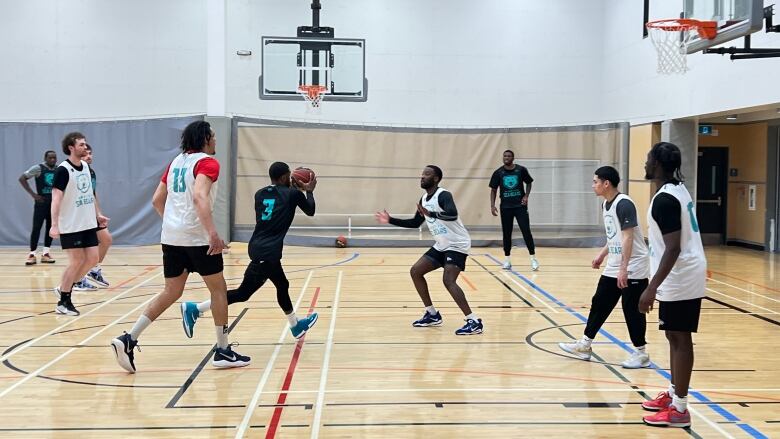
502,260,512,270
558,341,592,360
530,257,540,271
621,350,651,369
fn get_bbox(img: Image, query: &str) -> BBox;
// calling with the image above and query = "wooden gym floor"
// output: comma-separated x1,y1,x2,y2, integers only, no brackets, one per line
0,244,777,438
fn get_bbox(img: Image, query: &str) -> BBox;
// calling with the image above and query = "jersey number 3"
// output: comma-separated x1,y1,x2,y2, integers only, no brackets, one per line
261,199,275,221
172,168,187,193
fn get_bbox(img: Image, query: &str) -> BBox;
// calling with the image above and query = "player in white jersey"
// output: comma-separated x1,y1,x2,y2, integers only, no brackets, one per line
558,166,651,368
49,132,109,316
375,165,483,335
111,121,249,373
639,142,707,428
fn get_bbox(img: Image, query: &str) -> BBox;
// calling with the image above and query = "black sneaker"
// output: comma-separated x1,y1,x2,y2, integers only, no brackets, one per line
55,295,80,316
111,332,139,373
213,344,251,369
412,311,443,327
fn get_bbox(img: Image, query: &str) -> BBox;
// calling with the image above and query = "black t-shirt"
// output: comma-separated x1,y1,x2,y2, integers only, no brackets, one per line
489,165,533,208
35,164,57,199
651,180,683,235
53,160,84,191
248,185,315,261
605,196,639,231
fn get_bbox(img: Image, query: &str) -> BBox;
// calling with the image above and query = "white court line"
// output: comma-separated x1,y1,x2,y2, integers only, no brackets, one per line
708,277,780,304
219,386,780,395
500,272,559,313
0,269,163,363
234,270,314,439
688,405,736,439
706,287,780,314
310,271,343,439
0,269,164,399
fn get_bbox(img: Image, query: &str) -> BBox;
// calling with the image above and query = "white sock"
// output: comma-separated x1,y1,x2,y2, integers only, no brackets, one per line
504,256,511,263
129,315,152,341
43,247,51,254
581,335,593,346
465,312,479,322
216,325,228,349
197,300,211,313
636,345,646,352
29,251,36,256
672,394,687,412
425,305,437,315
530,255,538,261
92,264,101,272
286,312,298,326
668,383,676,396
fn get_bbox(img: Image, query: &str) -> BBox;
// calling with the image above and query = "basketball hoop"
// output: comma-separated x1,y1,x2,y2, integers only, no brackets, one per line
297,85,328,112
646,19,717,74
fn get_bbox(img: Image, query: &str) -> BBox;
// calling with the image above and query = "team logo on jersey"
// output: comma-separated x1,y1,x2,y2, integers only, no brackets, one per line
502,175,519,189
604,215,617,239
44,173,54,187
76,174,90,193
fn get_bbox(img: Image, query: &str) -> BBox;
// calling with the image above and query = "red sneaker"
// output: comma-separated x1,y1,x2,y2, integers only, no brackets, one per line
642,391,672,411
643,405,691,428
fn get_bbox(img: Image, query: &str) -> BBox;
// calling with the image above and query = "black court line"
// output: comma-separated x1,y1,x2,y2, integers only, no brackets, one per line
471,257,534,307
324,421,647,427
165,307,248,408
173,403,313,410
0,424,306,431
705,296,780,327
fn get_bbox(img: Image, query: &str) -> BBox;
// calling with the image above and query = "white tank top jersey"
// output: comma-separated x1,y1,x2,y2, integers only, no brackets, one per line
161,152,219,246
647,182,707,301
420,188,471,254
58,160,97,234
602,194,650,279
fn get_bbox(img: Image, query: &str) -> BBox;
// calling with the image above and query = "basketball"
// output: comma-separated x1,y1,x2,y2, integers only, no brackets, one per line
292,166,315,185
335,235,347,248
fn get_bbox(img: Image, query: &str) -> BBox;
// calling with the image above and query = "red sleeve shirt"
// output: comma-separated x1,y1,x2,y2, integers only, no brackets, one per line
160,157,220,184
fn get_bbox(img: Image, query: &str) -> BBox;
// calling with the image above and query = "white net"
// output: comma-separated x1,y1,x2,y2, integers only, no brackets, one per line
647,20,698,75
298,85,327,114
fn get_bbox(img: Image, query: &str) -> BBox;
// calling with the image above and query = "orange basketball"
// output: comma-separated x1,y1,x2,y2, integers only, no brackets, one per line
292,167,315,184
335,235,347,248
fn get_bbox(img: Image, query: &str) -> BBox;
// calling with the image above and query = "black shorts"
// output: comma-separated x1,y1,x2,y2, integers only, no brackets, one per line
658,297,703,332
162,244,223,278
60,229,99,249
424,247,467,271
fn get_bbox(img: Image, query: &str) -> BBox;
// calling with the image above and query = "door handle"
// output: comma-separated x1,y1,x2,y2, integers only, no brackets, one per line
697,197,722,206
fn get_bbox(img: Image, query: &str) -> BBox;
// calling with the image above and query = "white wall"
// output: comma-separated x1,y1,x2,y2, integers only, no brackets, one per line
602,0,780,125
226,0,606,126
0,0,207,121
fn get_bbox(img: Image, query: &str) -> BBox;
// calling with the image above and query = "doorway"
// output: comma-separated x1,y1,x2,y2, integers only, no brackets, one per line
696,147,728,244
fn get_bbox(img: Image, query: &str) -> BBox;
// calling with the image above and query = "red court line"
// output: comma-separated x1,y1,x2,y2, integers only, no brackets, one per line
461,274,477,291
265,286,321,438
709,270,780,293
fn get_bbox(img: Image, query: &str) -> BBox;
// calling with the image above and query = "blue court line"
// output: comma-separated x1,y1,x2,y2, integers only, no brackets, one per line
484,253,767,439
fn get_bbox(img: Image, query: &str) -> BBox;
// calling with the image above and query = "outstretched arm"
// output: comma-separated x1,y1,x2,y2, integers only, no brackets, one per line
375,209,425,228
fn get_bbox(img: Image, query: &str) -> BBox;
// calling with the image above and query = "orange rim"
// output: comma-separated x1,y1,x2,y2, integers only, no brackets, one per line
646,18,718,39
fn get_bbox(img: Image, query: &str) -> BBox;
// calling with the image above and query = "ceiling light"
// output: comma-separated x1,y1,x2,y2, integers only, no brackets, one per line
726,115,738,120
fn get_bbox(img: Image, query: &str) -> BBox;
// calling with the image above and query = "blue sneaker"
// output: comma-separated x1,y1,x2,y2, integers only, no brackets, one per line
412,311,443,327
455,318,484,335
180,301,199,338
72,278,98,292
86,268,109,288
290,313,318,339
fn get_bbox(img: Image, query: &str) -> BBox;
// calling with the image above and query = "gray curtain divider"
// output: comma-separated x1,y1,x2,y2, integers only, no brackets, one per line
1,116,202,247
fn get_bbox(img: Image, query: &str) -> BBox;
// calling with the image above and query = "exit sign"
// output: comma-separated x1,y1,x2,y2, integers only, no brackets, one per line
699,125,713,135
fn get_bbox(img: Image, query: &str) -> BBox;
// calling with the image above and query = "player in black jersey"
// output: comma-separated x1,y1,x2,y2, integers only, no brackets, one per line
181,161,320,339
19,150,58,265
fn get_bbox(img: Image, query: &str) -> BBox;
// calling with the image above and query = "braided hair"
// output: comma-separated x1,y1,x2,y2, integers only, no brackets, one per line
649,142,685,181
